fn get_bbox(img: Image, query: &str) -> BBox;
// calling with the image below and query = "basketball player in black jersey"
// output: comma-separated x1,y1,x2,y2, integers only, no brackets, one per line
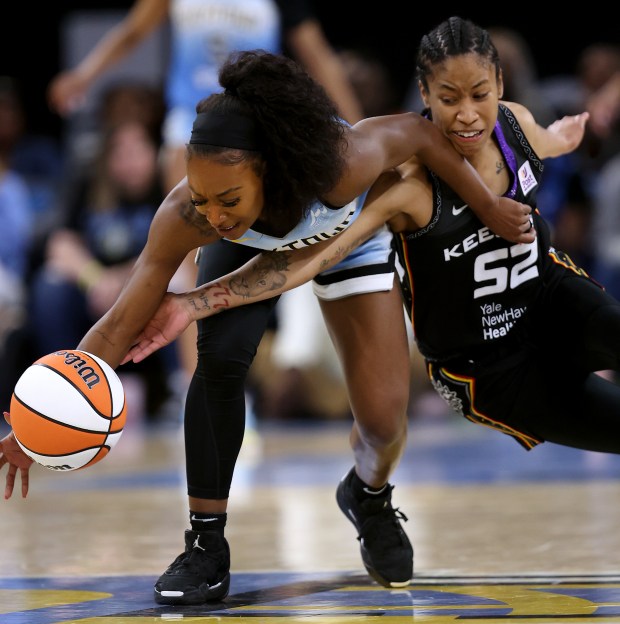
113,17,620,562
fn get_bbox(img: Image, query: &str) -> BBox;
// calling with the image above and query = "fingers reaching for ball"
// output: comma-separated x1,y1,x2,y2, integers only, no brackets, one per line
2,462,29,500
4,463,16,500
0,425,33,499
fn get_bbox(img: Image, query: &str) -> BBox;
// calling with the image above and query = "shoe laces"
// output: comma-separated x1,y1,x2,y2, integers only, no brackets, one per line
166,550,192,573
167,535,226,577
358,488,409,548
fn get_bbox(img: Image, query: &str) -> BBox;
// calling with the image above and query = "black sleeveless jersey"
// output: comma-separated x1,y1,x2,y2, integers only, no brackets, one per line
395,104,557,362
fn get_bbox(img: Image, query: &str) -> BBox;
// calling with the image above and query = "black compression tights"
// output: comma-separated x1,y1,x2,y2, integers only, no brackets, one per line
184,241,279,499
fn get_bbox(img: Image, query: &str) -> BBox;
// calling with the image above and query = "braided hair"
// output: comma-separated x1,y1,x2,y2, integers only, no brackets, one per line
416,16,501,94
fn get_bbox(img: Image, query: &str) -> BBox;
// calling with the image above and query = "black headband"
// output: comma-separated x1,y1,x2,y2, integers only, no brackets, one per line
189,110,261,150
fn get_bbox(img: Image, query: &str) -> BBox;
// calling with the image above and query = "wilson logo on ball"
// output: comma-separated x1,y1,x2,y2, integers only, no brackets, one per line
52,350,103,389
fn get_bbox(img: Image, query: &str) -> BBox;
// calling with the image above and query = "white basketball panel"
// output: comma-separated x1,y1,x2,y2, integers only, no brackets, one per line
14,366,111,432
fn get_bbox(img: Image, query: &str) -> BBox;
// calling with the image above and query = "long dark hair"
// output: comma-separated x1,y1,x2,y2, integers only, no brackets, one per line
187,50,347,233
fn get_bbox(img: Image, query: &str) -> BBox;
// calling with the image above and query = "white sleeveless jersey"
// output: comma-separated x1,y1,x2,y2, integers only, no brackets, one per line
229,197,363,252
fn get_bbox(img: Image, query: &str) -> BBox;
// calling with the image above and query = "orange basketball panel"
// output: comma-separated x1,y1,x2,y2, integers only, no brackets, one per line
10,399,107,455
80,447,110,470
109,404,127,433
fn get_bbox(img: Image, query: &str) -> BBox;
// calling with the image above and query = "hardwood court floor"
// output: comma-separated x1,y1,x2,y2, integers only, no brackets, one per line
3,410,620,623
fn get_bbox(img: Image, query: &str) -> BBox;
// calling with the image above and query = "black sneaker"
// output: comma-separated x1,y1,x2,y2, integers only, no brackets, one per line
154,529,231,605
336,467,413,587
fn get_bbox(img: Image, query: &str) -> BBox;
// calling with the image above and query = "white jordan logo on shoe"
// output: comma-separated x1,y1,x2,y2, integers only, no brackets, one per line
193,537,205,551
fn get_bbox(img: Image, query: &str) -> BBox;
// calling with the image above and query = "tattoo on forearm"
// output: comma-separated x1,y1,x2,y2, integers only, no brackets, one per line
187,296,203,311
228,252,290,297
204,284,232,309
496,160,505,174
185,229,373,310
232,231,373,298
319,231,374,271
187,282,232,312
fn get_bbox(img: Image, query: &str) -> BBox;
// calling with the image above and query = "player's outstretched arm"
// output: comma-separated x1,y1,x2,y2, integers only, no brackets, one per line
123,205,386,364
343,114,535,244
505,102,589,160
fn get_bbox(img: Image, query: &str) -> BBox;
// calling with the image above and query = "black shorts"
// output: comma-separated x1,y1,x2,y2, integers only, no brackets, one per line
427,258,620,453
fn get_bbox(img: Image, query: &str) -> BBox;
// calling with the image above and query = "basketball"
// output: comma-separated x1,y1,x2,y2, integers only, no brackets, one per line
10,350,127,471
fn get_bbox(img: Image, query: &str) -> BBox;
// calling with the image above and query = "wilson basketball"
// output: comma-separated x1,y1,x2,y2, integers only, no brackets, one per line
10,350,127,471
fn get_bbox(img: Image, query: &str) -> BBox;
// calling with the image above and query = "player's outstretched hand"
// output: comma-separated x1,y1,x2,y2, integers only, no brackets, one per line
546,111,589,153
47,70,88,117
0,413,33,499
484,197,536,244
122,292,193,365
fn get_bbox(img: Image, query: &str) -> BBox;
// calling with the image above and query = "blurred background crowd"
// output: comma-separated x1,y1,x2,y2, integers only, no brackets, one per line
0,2,618,433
